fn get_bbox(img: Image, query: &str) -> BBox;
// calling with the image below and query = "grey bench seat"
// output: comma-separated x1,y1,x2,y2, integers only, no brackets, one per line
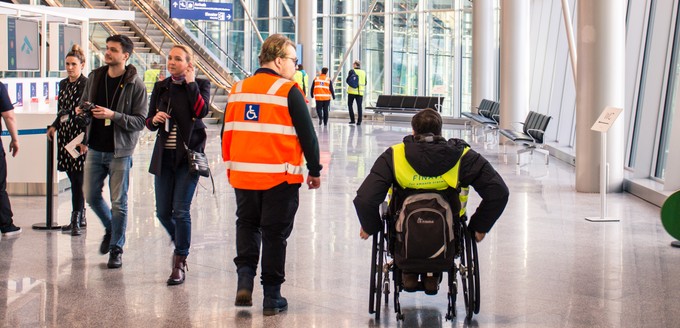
499,111,552,164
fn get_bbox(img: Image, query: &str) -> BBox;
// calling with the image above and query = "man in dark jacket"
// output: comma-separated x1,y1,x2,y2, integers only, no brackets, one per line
354,108,509,241
354,108,508,292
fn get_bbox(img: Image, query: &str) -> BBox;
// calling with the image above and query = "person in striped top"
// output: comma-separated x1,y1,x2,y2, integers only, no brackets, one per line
145,45,211,286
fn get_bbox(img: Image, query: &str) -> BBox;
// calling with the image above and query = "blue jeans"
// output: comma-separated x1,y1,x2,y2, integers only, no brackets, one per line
154,151,199,256
84,150,132,251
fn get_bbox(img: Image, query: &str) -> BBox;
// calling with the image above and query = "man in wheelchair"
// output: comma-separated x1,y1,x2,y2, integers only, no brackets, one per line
354,108,509,295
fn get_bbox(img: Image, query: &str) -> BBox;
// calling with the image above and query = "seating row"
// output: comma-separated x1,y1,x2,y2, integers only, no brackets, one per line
461,99,500,143
461,99,500,128
500,111,552,165
463,99,553,165
366,95,445,114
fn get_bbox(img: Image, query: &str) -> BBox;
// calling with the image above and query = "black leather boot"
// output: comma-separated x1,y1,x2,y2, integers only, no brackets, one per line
167,255,188,285
80,208,87,228
235,267,255,306
263,285,288,316
70,211,82,236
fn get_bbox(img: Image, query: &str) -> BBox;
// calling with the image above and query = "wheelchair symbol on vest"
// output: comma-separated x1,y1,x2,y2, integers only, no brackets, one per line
244,104,260,121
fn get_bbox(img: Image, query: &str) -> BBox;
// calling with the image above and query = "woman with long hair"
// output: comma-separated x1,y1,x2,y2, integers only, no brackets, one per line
47,44,89,236
145,45,210,285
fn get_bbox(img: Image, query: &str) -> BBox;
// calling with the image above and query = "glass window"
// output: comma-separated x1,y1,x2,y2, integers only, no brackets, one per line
331,15,353,104
362,13,386,104
628,0,657,168
460,10,473,116
656,4,680,179
332,0,353,15
392,12,419,95
426,11,456,116
393,0,418,12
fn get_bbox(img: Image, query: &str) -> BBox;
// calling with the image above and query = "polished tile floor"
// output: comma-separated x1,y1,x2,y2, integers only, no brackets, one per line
1,119,678,328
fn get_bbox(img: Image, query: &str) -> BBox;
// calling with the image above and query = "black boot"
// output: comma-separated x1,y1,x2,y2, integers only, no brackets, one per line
263,285,288,316
235,267,255,307
70,211,82,236
80,208,87,229
62,211,81,235
167,255,188,285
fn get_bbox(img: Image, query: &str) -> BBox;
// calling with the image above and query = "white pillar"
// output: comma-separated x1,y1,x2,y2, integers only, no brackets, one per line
499,0,530,130
472,0,495,113
298,0,317,82
575,0,625,193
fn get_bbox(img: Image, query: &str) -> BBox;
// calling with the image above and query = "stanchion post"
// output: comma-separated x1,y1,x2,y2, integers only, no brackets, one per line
33,125,61,230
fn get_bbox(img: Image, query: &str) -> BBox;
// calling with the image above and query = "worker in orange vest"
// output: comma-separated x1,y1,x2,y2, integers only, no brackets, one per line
311,67,335,126
221,34,322,316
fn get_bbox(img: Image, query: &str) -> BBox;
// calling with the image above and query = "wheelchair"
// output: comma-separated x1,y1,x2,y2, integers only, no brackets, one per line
368,201,480,321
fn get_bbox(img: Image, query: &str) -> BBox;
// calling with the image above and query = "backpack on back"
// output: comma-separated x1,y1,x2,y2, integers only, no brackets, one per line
346,69,359,89
392,190,456,272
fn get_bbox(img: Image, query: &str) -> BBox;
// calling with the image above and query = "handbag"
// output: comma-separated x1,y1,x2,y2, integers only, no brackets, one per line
186,147,210,177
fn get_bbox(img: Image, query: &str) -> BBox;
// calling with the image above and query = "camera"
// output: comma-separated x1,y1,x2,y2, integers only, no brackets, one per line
73,102,96,128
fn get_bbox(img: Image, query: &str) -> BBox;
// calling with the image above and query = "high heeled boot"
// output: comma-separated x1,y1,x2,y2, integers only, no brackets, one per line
62,211,82,236
167,255,188,286
71,211,82,236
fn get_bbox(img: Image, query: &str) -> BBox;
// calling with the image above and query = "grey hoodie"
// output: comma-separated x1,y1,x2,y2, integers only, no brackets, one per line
80,64,148,158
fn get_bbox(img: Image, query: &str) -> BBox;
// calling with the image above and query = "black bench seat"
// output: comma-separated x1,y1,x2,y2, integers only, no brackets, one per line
499,111,552,165
367,95,445,114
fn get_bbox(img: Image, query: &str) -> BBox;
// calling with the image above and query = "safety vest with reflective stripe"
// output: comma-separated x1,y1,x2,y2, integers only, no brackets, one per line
392,143,470,217
347,69,366,96
313,74,332,101
222,73,304,190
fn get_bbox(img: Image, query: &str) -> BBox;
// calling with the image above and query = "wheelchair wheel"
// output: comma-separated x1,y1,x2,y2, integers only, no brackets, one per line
375,226,385,320
368,233,379,316
368,232,384,320
471,234,480,314
460,224,477,321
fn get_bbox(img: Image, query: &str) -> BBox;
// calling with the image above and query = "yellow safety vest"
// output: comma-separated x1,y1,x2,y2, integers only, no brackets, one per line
347,69,366,96
392,142,470,217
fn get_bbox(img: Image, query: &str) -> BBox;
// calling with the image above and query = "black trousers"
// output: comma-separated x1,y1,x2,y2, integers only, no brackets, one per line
316,100,331,125
233,182,300,286
67,170,85,212
0,144,14,228
347,94,363,123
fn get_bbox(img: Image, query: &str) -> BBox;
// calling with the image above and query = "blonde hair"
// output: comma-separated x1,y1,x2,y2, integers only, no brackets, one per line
258,34,295,66
66,44,85,64
171,44,195,64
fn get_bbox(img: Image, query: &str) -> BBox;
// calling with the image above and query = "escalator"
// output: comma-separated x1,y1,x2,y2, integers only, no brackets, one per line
44,0,246,123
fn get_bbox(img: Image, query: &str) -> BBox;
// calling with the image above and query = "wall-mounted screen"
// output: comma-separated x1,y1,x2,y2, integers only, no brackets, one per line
59,25,82,71
7,17,40,71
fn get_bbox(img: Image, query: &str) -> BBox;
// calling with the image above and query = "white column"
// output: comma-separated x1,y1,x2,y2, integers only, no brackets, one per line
499,0,530,130
298,0,317,81
472,0,495,113
575,0,625,192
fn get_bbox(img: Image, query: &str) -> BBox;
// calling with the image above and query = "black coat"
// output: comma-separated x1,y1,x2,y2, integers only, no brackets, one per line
145,77,210,175
353,135,509,235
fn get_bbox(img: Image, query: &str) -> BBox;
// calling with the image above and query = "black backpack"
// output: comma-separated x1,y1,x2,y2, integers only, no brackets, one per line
392,190,457,272
346,69,359,89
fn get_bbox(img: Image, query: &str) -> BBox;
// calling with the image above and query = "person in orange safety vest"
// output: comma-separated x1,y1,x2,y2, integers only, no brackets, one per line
221,34,322,316
311,67,335,126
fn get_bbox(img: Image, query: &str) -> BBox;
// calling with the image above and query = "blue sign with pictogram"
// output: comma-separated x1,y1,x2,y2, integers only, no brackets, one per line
244,104,259,121
170,1,233,22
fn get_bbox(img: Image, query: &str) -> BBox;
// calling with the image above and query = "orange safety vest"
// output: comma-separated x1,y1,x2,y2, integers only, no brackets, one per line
221,73,305,190
313,74,332,101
